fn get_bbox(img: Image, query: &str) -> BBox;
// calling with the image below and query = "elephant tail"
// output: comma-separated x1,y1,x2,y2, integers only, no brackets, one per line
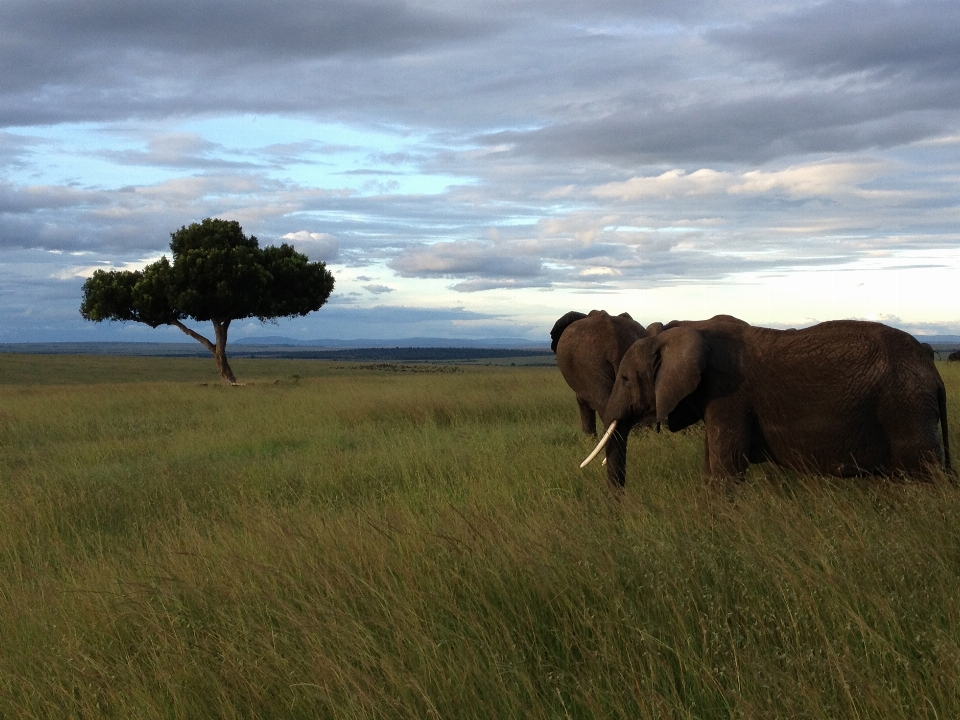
939,381,952,472
550,311,588,353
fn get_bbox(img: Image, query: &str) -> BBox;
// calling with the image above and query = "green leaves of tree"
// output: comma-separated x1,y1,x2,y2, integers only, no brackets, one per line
80,218,335,327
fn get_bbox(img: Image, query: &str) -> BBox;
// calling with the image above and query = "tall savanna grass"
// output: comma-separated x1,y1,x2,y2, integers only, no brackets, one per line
2,354,960,718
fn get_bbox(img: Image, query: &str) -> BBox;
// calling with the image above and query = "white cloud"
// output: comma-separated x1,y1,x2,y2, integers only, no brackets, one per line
592,169,728,200
448,277,551,293
579,267,622,277
729,162,887,198
591,161,889,201
55,255,164,280
281,231,339,261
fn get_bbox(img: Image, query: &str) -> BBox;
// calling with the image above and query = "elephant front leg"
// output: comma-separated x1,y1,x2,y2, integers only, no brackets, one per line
604,421,634,490
702,419,750,486
577,396,597,436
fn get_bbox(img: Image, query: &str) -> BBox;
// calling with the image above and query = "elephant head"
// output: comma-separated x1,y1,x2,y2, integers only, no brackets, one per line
582,327,708,470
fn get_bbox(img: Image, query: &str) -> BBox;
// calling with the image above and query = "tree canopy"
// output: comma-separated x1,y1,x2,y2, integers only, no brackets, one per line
80,218,335,382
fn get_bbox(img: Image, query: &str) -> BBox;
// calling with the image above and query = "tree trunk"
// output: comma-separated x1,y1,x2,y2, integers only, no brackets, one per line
171,318,237,384
213,319,236,384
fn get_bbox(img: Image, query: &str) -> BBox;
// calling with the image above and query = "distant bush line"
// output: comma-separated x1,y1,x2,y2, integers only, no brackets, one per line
0,343,553,363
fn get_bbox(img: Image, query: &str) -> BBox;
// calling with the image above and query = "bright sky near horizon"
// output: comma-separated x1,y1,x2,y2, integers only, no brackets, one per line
2,0,960,343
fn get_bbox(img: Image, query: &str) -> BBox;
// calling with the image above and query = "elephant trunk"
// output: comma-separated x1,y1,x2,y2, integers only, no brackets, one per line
580,420,618,468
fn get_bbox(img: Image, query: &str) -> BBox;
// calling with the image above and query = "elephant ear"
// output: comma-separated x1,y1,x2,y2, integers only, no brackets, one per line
654,327,707,424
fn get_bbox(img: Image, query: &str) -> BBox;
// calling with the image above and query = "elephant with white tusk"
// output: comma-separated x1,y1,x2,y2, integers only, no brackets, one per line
584,315,951,485
551,309,663,489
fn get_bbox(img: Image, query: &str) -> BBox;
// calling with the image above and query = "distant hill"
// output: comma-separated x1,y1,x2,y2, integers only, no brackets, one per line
0,341,554,363
2,333,956,360
914,337,960,360
233,336,549,349
234,347,554,362
917,336,960,346
0,342,213,357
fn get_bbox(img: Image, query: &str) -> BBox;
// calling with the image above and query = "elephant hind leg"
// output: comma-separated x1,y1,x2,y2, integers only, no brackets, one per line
884,427,946,479
577,396,597,436
877,393,946,478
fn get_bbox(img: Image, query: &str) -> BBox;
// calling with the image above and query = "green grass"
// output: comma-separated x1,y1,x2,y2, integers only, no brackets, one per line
2,354,960,718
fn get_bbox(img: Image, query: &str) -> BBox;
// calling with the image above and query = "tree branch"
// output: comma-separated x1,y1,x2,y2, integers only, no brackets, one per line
170,319,216,354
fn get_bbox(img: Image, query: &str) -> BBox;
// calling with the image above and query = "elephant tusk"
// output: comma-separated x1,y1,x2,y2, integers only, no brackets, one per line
580,420,617,469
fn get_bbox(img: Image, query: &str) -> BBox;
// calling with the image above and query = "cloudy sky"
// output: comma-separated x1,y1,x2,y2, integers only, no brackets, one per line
2,0,960,343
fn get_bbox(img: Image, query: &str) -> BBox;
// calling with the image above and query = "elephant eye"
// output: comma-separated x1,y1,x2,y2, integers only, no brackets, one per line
620,374,628,382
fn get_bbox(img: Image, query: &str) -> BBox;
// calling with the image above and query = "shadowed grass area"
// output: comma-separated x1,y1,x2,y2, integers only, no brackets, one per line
1,355,959,718
0,352,406,385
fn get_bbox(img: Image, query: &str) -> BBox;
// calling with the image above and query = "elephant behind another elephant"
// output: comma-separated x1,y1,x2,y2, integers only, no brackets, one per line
550,309,661,488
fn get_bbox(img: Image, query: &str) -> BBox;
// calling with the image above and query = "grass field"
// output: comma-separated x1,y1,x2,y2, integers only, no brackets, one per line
2,354,960,718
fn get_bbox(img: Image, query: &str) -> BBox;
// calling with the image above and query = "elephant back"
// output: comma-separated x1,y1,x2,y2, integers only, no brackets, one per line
550,311,588,353
554,310,650,411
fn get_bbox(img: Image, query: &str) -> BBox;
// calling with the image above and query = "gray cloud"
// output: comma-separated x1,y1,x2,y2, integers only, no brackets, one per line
714,1,960,79
321,304,499,324
97,133,260,170
492,100,955,165
0,0,497,126
389,240,543,279
449,277,552,293
0,182,107,214
5,0,958,165
0,131,44,169
267,302,532,342
0,0,491,72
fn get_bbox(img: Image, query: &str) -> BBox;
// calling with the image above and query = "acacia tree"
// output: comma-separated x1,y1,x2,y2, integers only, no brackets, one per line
80,218,335,383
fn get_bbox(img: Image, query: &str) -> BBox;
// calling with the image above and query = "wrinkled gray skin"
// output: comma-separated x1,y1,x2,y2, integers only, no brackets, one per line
551,310,661,488
602,315,951,483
